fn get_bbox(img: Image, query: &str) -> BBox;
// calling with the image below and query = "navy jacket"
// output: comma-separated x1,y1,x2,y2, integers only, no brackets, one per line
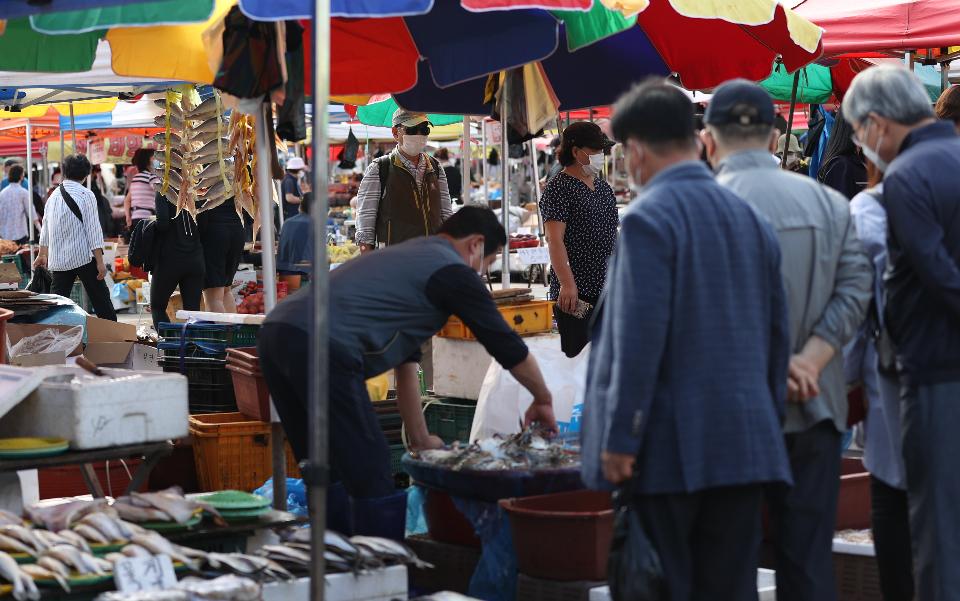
277,213,314,275
581,161,792,494
883,121,960,385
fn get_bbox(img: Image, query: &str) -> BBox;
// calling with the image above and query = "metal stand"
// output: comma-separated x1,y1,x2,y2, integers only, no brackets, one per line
461,116,470,203
26,121,35,265
500,73,511,290
481,119,488,205
309,1,332,598
527,139,548,286
780,71,800,170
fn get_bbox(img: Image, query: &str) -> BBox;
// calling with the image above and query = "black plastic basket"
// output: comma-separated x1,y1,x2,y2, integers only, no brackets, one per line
159,322,261,349
161,357,237,413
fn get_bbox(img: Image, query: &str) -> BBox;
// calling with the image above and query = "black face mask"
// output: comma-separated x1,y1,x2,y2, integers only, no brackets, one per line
403,123,430,136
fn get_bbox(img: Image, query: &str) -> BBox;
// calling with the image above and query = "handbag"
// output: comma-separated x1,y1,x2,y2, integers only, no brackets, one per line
27,266,51,294
607,476,666,601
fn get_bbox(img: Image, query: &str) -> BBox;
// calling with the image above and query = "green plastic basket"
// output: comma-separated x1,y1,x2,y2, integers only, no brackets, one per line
70,280,91,311
423,398,478,444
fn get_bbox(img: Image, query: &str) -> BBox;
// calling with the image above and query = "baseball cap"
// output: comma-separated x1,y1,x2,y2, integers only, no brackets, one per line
392,108,431,128
776,134,801,154
286,156,306,170
704,79,775,127
562,121,615,150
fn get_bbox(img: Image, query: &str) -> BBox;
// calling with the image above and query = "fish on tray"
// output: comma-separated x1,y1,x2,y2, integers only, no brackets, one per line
25,498,112,533
0,550,39,601
413,425,579,471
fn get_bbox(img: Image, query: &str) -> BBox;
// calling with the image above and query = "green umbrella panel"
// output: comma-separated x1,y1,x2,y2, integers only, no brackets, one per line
761,63,833,104
29,0,215,34
356,96,464,128
552,1,638,52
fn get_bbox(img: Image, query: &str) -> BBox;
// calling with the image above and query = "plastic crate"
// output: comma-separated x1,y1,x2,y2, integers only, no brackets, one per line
227,363,270,421
423,398,477,444
160,322,260,348
159,340,228,360
188,412,300,492
161,357,237,413
438,300,553,340
232,325,260,347
501,491,614,581
226,346,260,372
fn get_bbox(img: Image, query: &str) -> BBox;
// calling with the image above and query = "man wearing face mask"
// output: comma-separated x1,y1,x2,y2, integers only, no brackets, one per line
703,79,873,601
582,81,793,600
259,206,556,535
540,121,618,358
355,109,453,252
844,65,960,601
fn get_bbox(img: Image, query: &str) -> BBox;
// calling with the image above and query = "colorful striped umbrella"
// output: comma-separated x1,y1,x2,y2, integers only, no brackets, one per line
354,96,464,128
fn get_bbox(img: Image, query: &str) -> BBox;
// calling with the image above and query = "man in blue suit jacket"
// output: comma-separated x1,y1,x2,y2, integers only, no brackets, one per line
581,81,792,601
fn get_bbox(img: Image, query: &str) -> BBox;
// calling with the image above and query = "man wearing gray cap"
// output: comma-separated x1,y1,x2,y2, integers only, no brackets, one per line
355,109,452,252
702,79,873,601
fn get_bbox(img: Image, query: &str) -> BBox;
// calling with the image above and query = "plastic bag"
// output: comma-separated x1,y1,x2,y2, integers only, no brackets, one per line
470,336,589,441
253,478,307,517
406,485,428,537
8,325,83,359
608,487,665,601
26,266,51,294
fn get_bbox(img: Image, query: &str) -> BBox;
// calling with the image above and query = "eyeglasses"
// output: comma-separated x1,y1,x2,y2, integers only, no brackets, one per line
852,117,873,148
403,124,431,136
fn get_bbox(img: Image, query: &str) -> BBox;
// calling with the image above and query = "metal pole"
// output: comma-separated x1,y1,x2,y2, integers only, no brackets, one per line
461,116,470,204
69,102,77,150
310,0,331,598
500,72,511,289
781,71,800,170
528,139,548,285
255,105,286,512
59,129,65,166
26,122,35,266
481,120,488,205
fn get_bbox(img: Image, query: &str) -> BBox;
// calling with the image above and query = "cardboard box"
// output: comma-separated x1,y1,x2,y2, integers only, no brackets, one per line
0,262,21,288
81,317,139,367
6,323,83,364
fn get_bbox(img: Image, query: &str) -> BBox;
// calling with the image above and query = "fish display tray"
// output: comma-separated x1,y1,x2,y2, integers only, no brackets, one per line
401,455,583,503
438,300,553,340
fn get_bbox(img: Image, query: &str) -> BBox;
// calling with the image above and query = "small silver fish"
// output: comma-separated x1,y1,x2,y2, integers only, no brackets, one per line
0,551,39,601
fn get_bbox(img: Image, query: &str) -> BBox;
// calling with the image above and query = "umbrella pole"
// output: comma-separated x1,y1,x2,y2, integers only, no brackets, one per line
781,71,800,170
69,102,77,150
26,121,35,266
59,129,65,166
310,0,332,599
461,116,470,204
528,139,548,286
500,73,511,290
481,120,488,205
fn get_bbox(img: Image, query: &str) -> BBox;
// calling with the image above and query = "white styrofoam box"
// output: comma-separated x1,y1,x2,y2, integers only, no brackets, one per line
832,538,876,556
175,310,265,325
432,337,492,401
261,566,407,601
589,569,776,601
0,367,188,449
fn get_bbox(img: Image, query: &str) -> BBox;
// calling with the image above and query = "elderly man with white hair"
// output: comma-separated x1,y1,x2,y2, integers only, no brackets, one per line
844,64,960,601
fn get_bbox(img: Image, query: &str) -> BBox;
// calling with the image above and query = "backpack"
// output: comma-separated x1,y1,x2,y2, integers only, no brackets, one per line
128,218,158,272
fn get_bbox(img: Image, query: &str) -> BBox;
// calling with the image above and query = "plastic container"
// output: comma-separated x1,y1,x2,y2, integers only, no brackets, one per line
160,357,237,414
228,363,270,421
424,489,480,548
500,490,614,581
226,346,261,372
38,458,146,499
836,471,871,530
188,412,300,492
0,308,12,364
423,398,477,444
0,367,188,449
438,300,553,340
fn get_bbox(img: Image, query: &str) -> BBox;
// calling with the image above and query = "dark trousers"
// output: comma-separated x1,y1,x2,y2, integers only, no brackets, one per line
258,323,394,499
150,258,204,330
51,259,117,321
554,296,596,358
635,484,763,601
902,381,960,601
768,420,842,601
871,476,914,601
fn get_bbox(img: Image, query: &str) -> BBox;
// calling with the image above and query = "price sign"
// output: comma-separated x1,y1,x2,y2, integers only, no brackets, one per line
87,139,107,164
517,246,550,266
114,555,177,593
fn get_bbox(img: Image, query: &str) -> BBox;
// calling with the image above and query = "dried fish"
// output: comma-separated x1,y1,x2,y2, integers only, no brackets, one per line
45,544,106,575
259,544,310,566
185,96,217,119
20,564,70,593
198,159,233,180
0,551,39,601
0,533,37,557
0,526,46,555
153,132,183,147
155,114,184,130
26,499,112,532
205,553,295,582
77,513,127,542
130,532,199,569
176,575,260,601
112,502,170,524
36,557,70,579
55,530,92,553
73,524,109,545
0,510,23,527
121,544,152,559
350,536,433,569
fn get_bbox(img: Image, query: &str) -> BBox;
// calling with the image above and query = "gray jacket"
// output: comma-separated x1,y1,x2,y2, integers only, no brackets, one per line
717,150,873,434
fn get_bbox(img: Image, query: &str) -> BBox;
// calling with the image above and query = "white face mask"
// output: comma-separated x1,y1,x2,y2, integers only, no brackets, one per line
857,118,889,173
400,134,428,156
580,151,604,177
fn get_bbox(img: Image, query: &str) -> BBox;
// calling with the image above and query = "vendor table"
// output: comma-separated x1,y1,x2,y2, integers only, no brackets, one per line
0,441,173,498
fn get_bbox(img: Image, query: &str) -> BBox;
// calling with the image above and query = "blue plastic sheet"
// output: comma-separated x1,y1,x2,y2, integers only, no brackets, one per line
452,496,517,601
406,485,428,537
254,478,308,517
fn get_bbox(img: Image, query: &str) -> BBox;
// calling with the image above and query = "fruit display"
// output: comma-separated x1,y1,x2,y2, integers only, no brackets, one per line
328,244,359,265
509,234,539,249
237,281,288,314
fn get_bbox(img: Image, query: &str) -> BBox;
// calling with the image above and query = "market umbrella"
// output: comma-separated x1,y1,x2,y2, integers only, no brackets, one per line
2,0,174,20
29,0,215,34
354,95,465,127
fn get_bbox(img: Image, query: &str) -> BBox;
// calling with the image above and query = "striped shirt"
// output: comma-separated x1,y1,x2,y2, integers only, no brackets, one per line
130,171,161,220
355,150,452,246
39,180,104,272
0,183,30,241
